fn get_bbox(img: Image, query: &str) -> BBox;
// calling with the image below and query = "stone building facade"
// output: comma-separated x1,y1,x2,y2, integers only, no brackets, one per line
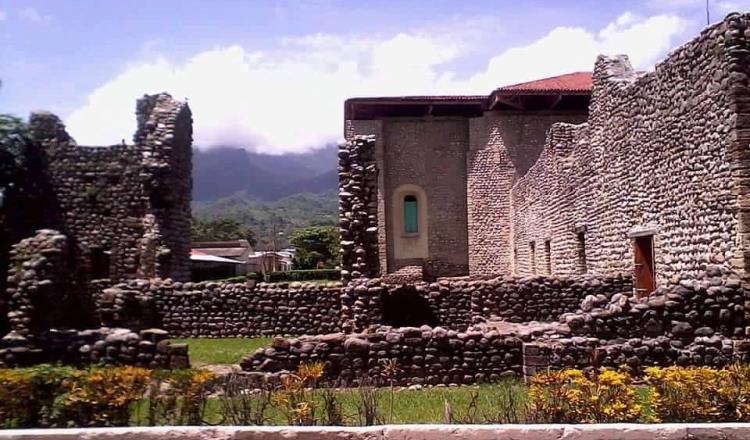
511,16,750,297
342,13,750,297
344,75,590,280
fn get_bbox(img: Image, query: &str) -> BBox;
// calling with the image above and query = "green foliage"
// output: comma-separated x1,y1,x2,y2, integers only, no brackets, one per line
145,370,216,426
267,269,340,283
0,364,73,428
191,217,257,247
192,191,337,249
289,225,339,269
0,114,31,194
54,366,151,427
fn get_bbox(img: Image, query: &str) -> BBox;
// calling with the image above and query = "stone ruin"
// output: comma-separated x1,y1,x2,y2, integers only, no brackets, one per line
4,14,750,387
238,13,750,385
0,93,192,368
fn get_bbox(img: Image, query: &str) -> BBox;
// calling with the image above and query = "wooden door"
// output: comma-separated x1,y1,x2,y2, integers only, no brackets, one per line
633,235,655,297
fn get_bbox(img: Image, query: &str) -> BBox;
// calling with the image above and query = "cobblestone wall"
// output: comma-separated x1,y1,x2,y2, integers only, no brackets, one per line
467,112,587,276
511,15,750,288
240,326,523,386
339,136,380,282
0,94,193,368
105,279,344,337
340,273,631,333
27,93,193,287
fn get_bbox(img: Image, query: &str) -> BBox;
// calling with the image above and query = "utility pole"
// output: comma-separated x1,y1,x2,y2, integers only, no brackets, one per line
271,222,278,273
706,0,710,25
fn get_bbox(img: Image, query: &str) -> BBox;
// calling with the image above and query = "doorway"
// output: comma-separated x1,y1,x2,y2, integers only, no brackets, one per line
633,235,655,297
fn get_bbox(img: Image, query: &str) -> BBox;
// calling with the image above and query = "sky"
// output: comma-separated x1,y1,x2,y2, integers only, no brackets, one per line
1,0,750,153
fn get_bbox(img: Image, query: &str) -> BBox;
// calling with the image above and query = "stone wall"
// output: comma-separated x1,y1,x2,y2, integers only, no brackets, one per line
511,16,750,287
0,327,188,369
0,94,193,369
525,336,750,375
106,279,344,338
240,326,523,386
4,230,71,338
561,264,746,339
472,273,632,324
341,273,631,333
24,93,192,292
339,136,380,282
383,119,470,278
466,112,587,276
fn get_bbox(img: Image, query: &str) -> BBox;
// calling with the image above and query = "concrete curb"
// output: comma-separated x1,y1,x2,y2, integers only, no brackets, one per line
2,424,750,440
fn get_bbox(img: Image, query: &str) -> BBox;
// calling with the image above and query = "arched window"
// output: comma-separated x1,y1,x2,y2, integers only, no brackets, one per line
404,195,418,234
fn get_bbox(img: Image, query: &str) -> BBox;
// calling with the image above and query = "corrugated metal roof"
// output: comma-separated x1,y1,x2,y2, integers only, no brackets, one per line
190,254,244,264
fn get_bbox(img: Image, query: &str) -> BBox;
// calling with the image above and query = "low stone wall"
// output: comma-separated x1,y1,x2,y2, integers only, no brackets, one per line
342,274,632,333
240,326,522,386
561,265,746,339
106,279,344,337
4,423,750,439
523,336,750,377
0,327,187,369
471,273,632,323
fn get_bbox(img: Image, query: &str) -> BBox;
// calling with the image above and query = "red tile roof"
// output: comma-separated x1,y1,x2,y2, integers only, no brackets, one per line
345,72,593,119
493,72,592,95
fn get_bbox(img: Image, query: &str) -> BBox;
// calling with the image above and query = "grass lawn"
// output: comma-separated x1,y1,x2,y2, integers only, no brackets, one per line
171,337,272,365
131,381,530,425
131,381,654,426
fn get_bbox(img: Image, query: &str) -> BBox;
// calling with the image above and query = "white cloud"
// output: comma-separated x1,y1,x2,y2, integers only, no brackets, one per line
647,0,750,16
0,10,7,21
466,13,688,91
66,12,688,153
19,7,51,23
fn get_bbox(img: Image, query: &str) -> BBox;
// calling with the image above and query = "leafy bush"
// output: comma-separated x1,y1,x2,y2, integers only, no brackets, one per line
645,364,750,422
146,369,216,426
0,369,34,428
271,362,325,426
218,374,273,425
267,269,340,283
529,368,641,423
0,365,75,428
55,366,151,427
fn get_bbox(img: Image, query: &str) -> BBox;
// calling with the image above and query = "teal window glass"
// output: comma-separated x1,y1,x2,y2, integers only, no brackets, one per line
404,195,418,233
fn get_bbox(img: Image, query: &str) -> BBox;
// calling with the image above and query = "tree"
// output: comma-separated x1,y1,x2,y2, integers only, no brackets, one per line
191,218,258,247
289,225,339,269
0,114,31,199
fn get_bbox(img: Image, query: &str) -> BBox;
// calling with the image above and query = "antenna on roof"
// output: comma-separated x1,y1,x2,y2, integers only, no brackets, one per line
706,0,710,25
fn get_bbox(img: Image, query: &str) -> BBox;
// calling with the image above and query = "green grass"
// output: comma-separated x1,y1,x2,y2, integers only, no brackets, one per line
171,338,272,365
130,381,529,426
130,381,655,426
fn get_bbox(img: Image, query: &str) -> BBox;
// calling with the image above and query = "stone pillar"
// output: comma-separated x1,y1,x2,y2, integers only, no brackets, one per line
4,230,69,340
339,136,379,282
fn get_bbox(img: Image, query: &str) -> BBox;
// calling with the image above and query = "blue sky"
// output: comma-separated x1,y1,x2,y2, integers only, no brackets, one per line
1,0,749,152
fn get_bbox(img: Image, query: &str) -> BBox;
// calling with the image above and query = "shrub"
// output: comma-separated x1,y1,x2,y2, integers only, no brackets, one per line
0,365,78,428
271,362,325,426
267,269,340,283
529,368,641,423
55,366,151,427
146,369,216,426
645,364,750,422
218,373,273,425
0,369,34,428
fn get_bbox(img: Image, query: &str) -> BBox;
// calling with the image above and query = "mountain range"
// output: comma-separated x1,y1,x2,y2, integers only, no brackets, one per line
193,144,338,202
191,144,339,248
